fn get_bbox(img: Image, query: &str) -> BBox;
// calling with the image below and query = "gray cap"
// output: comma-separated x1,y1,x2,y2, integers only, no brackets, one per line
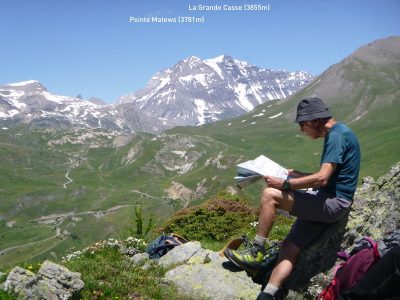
295,98,332,123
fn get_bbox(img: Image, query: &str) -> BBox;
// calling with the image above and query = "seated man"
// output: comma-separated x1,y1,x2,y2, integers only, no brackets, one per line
224,98,361,299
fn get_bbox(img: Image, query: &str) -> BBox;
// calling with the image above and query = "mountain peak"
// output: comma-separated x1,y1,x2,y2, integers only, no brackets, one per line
182,56,202,68
118,55,314,127
6,80,40,87
351,35,400,65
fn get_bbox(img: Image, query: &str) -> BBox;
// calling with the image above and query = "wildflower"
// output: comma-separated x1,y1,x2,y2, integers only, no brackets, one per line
250,221,259,227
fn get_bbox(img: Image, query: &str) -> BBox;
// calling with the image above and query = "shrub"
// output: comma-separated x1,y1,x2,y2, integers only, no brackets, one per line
162,192,258,243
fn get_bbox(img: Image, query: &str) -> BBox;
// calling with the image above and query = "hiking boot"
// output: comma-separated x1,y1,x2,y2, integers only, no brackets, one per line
223,242,266,272
256,291,275,300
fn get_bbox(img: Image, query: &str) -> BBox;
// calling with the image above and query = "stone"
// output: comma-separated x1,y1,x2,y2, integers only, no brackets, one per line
1,260,84,300
120,247,140,257
2,267,36,296
158,241,202,268
130,252,149,265
187,248,220,265
164,259,260,300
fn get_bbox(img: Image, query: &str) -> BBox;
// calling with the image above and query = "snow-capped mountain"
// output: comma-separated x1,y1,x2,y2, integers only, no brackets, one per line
118,55,314,126
0,56,314,132
0,80,165,132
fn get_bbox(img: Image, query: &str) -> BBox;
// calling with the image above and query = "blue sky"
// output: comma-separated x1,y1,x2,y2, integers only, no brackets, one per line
1,0,399,103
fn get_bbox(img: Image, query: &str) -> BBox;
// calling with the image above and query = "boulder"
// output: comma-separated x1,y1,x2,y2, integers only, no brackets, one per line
2,260,84,300
163,251,260,300
130,252,149,265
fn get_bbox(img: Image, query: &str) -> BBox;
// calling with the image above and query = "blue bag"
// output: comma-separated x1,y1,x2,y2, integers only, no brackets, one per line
145,233,187,259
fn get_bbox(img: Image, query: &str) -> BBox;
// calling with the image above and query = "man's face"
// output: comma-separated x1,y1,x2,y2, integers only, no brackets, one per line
299,120,321,139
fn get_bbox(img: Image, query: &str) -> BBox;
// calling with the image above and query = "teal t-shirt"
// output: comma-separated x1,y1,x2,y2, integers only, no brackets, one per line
320,123,361,201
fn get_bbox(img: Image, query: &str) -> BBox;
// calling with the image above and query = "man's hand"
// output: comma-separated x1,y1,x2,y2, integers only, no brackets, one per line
264,176,284,189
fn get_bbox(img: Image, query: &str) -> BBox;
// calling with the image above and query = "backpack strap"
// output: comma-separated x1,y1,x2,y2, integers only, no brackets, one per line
170,233,188,245
337,251,350,261
364,237,380,260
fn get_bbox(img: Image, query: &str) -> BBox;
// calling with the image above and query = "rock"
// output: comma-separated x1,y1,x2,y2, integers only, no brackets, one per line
141,259,158,271
1,267,36,296
344,161,400,245
187,249,221,265
130,252,149,265
164,256,260,300
158,241,202,268
120,246,140,257
2,260,84,300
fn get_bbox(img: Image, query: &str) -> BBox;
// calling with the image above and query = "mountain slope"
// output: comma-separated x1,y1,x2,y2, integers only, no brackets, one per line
118,55,314,127
169,36,400,179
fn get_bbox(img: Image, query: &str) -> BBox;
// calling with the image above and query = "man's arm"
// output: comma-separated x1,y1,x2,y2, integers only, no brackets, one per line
265,162,337,190
287,169,311,178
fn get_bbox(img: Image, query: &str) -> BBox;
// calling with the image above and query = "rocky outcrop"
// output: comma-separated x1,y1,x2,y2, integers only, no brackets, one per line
1,260,84,300
157,242,261,300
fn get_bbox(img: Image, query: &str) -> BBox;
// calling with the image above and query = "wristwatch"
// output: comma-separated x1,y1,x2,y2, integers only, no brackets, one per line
282,179,291,190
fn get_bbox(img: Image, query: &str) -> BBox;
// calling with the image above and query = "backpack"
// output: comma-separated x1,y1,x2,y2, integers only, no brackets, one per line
145,233,188,259
317,237,380,300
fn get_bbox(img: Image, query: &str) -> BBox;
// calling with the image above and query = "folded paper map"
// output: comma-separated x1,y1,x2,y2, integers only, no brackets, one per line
234,155,288,189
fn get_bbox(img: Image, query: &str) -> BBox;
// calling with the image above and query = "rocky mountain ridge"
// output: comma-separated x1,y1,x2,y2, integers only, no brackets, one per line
118,55,314,127
0,80,163,133
0,56,313,133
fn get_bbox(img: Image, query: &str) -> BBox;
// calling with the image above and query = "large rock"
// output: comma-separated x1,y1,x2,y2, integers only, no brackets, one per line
344,161,400,243
2,260,84,300
163,244,261,299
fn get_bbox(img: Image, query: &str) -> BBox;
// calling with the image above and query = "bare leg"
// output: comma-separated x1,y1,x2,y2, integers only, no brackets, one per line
268,240,300,288
256,187,295,238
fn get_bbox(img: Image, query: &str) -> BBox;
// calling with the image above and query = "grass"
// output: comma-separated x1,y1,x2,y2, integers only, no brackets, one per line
64,246,186,300
0,221,54,250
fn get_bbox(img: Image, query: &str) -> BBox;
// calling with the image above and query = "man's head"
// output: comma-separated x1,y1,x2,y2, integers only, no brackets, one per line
295,98,333,139
295,98,331,123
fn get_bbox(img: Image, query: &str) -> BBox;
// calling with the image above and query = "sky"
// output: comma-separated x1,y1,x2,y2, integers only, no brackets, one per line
1,0,399,103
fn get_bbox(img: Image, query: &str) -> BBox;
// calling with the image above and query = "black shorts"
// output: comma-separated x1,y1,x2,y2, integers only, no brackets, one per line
286,190,352,250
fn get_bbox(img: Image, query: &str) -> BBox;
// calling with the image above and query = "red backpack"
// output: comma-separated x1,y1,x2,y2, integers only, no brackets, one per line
317,237,380,300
